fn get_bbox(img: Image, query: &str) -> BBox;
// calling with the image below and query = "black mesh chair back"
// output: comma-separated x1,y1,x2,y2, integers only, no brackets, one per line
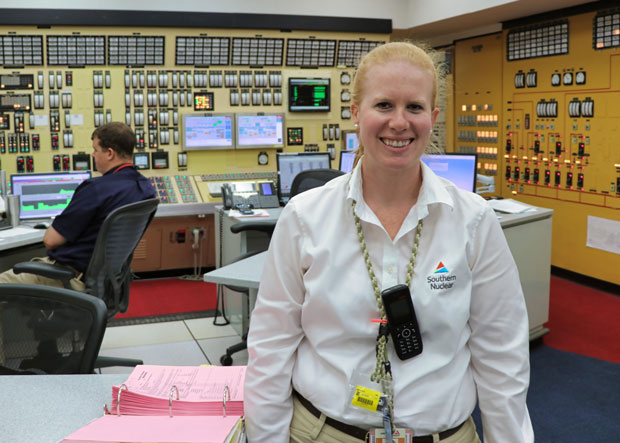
289,168,345,199
0,284,107,374
83,198,159,317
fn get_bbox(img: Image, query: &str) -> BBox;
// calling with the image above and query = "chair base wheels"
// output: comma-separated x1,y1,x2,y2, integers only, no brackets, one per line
220,354,233,366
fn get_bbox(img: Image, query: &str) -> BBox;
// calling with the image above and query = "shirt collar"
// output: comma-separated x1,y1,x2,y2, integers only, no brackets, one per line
346,156,455,234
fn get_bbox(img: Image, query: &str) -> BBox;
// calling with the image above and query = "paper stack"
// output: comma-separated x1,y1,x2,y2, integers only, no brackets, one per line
61,365,247,443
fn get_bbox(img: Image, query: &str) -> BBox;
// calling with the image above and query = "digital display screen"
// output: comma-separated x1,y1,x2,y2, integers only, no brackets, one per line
236,114,284,149
339,151,357,173
289,78,330,112
193,92,214,111
151,151,169,169
344,131,359,151
260,182,273,195
276,152,331,203
387,297,411,323
182,113,234,150
10,172,91,220
134,152,150,169
421,153,478,193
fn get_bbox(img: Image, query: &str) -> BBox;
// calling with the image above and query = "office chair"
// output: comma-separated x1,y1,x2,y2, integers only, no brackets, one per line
0,284,107,374
218,170,343,365
289,168,345,198
12,198,159,368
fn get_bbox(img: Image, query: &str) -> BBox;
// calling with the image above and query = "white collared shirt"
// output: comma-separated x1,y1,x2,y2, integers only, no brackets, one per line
244,161,533,443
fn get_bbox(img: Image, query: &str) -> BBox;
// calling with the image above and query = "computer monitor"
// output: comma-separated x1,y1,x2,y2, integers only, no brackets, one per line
10,171,91,220
339,150,357,173
236,113,285,149
276,152,331,204
181,113,234,151
342,130,359,151
288,78,330,112
421,153,478,193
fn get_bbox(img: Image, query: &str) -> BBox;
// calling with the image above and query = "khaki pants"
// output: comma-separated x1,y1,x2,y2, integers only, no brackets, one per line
0,256,85,291
290,396,481,443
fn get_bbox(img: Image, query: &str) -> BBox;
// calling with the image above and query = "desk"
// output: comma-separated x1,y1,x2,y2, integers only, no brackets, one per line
204,251,265,337
214,207,281,268
206,206,553,341
0,226,46,272
1,373,126,443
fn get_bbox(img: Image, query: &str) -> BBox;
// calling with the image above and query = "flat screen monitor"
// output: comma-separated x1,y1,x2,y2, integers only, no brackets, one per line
276,152,331,204
236,113,285,149
421,153,478,193
134,152,150,169
181,113,234,151
342,130,359,151
339,150,357,173
10,171,91,220
289,78,330,112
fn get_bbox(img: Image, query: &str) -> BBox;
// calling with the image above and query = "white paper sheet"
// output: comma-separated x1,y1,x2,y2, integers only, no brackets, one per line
586,215,620,255
487,198,536,214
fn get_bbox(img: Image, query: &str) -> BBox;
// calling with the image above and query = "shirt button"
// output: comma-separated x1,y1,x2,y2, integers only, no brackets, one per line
387,266,394,275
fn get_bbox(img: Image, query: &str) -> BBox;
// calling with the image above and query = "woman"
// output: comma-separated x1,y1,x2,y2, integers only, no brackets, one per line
244,42,533,443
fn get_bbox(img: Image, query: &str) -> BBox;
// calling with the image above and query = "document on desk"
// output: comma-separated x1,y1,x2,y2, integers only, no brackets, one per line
111,365,246,416
60,414,244,443
228,208,270,218
487,198,537,214
60,365,247,443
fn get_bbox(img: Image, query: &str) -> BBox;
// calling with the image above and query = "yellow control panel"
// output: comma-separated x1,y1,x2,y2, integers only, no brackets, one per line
453,6,620,285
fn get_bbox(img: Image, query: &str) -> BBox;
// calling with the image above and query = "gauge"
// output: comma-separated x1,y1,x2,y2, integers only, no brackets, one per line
551,73,561,86
341,90,351,102
563,72,573,85
575,71,586,85
257,151,269,165
340,72,351,85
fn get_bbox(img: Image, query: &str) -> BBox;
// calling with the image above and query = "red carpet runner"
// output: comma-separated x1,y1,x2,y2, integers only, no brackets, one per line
544,275,620,364
116,278,217,319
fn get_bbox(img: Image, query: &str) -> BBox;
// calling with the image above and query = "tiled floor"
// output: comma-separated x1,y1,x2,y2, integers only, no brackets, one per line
99,317,248,373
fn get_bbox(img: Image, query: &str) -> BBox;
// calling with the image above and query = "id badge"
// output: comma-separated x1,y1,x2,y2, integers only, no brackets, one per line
346,370,387,417
368,428,413,443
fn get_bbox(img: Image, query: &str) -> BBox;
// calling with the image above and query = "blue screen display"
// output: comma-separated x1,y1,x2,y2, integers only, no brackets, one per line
421,154,477,193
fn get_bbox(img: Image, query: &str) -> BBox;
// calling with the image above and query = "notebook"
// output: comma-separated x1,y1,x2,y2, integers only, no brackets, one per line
61,365,247,443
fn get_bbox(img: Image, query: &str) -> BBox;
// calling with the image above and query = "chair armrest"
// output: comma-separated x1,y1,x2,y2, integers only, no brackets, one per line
95,355,144,369
230,221,277,237
13,261,76,288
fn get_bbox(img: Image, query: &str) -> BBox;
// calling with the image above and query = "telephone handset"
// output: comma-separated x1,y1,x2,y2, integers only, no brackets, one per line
381,284,423,360
221,183,234,209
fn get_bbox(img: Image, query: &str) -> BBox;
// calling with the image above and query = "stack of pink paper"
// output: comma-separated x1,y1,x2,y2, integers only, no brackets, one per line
111,365,245,417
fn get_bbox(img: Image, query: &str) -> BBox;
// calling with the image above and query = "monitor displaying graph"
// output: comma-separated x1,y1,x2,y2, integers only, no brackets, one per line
10,171,91,220
181,113,234,150
236,113,284,149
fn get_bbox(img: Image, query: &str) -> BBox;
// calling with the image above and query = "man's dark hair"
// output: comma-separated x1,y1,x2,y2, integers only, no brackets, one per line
91,122,136,159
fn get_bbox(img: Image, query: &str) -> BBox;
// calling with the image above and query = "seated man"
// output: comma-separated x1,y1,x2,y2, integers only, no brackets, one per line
0,122,156,290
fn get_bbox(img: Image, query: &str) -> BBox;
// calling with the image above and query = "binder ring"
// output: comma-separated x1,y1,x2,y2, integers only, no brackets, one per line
117,384,128,416
169,385,179,418
222,384,230,418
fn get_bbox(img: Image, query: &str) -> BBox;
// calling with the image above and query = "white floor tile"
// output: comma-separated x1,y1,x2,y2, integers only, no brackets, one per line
101,321,193,350
197,336,248,366
98,341,210,374
184,317,238,340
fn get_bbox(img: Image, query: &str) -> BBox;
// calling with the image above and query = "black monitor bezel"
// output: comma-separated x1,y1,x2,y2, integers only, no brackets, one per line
288,77,331,113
